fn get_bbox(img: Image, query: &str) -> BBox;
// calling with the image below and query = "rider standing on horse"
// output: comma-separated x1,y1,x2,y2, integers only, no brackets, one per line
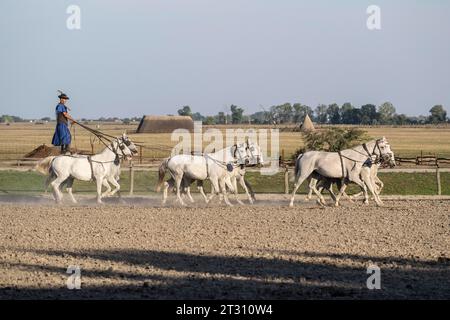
51,91,75,154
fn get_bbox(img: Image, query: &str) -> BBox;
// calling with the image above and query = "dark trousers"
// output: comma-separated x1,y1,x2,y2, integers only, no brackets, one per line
60,144,70,154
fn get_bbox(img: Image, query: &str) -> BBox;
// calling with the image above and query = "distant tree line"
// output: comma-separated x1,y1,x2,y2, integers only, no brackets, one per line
1,103,448,126
176,102,448,126
0,115,28,123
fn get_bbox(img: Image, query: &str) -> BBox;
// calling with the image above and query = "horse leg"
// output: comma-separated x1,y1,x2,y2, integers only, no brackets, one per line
162,181,171,205
349,176,368,205
107,176,121,197
96,177,104,204
197,181,209,204
174,173,186,206
306,176,314,201
44,171,56,194
186,185,195,203
333,180,353,203
209,177,222,205
101,179,112,197
289,172,311,207
208,180,218,203
310,177,328,205
349,191,364,201
325,182,339,203
228,176,243,205
334,183,349,207
312,184,327,207
363,174,383,206
66,177,77,204
374,176,384,195
50,175,68,204
238,175,253,204
244,178,256,202
219,178,233,207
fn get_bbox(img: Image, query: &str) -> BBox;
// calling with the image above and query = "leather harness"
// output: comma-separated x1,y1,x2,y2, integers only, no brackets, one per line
336,140,382,179
87,156,96,181
337,150,345,178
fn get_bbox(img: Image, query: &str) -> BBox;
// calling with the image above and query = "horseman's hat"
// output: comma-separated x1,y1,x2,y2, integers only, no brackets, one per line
57,90,70,100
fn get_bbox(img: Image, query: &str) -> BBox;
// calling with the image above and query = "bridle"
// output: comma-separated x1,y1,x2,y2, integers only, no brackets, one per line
233,143,249,165
110,138,134,164
339,139,389,164
244,141,261,166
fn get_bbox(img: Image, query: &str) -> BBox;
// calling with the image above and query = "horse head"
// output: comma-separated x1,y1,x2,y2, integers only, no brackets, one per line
245,139,264,167
120,133,138,155
232,143,250,165
112,136,134,160
376,137,396,167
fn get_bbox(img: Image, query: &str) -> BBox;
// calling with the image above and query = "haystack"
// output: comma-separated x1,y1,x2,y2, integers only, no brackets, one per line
136,115,194,133
24,144,61,158
24,144,90,158
300,114,315,132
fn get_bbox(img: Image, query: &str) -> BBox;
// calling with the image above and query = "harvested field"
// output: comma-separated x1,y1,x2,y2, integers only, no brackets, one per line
0,195,448,299
2,123,450,163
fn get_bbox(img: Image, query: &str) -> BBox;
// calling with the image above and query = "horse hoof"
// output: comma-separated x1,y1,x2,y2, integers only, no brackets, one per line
289,202,294,207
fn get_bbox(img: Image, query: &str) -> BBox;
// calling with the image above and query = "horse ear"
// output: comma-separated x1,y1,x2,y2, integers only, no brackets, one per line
232,144,237,157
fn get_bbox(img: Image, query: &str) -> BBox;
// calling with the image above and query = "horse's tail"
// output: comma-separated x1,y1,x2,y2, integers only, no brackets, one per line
155,158,169,192
291,153,304,182
34,156,56,175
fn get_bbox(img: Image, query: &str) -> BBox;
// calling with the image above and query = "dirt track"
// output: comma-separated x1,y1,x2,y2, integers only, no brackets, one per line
0,195,449,299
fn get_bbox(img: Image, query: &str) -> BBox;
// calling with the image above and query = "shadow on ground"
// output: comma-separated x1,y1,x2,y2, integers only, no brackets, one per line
1,247,449,299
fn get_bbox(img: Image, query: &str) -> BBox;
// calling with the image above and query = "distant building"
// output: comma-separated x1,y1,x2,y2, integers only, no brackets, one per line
136,115,194,133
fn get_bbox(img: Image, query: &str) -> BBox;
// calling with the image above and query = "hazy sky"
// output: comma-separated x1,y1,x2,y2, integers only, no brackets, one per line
1,0,449,119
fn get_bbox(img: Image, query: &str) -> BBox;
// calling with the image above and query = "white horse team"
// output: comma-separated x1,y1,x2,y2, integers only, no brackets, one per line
35,133,137,204
290,137,395,207
35,134,395,207
156,140,263,206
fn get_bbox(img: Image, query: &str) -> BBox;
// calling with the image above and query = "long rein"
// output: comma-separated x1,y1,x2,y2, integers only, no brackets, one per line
338,140,381,164
71,121,128,163
204,144,248,168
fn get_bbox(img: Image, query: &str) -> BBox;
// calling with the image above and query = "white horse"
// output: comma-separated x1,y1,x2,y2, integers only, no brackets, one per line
158,140,263,205
35,134,137,204
161,167,255,205
349,162,384,200
208,141,263,204
290,137,394,207
156,143,251,206
306,152,392,206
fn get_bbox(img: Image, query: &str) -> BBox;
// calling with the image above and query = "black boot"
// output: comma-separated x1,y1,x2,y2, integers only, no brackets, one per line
61,144,70,154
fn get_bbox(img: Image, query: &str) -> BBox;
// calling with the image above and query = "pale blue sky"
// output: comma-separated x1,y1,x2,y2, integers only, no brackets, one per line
1,0,449,118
